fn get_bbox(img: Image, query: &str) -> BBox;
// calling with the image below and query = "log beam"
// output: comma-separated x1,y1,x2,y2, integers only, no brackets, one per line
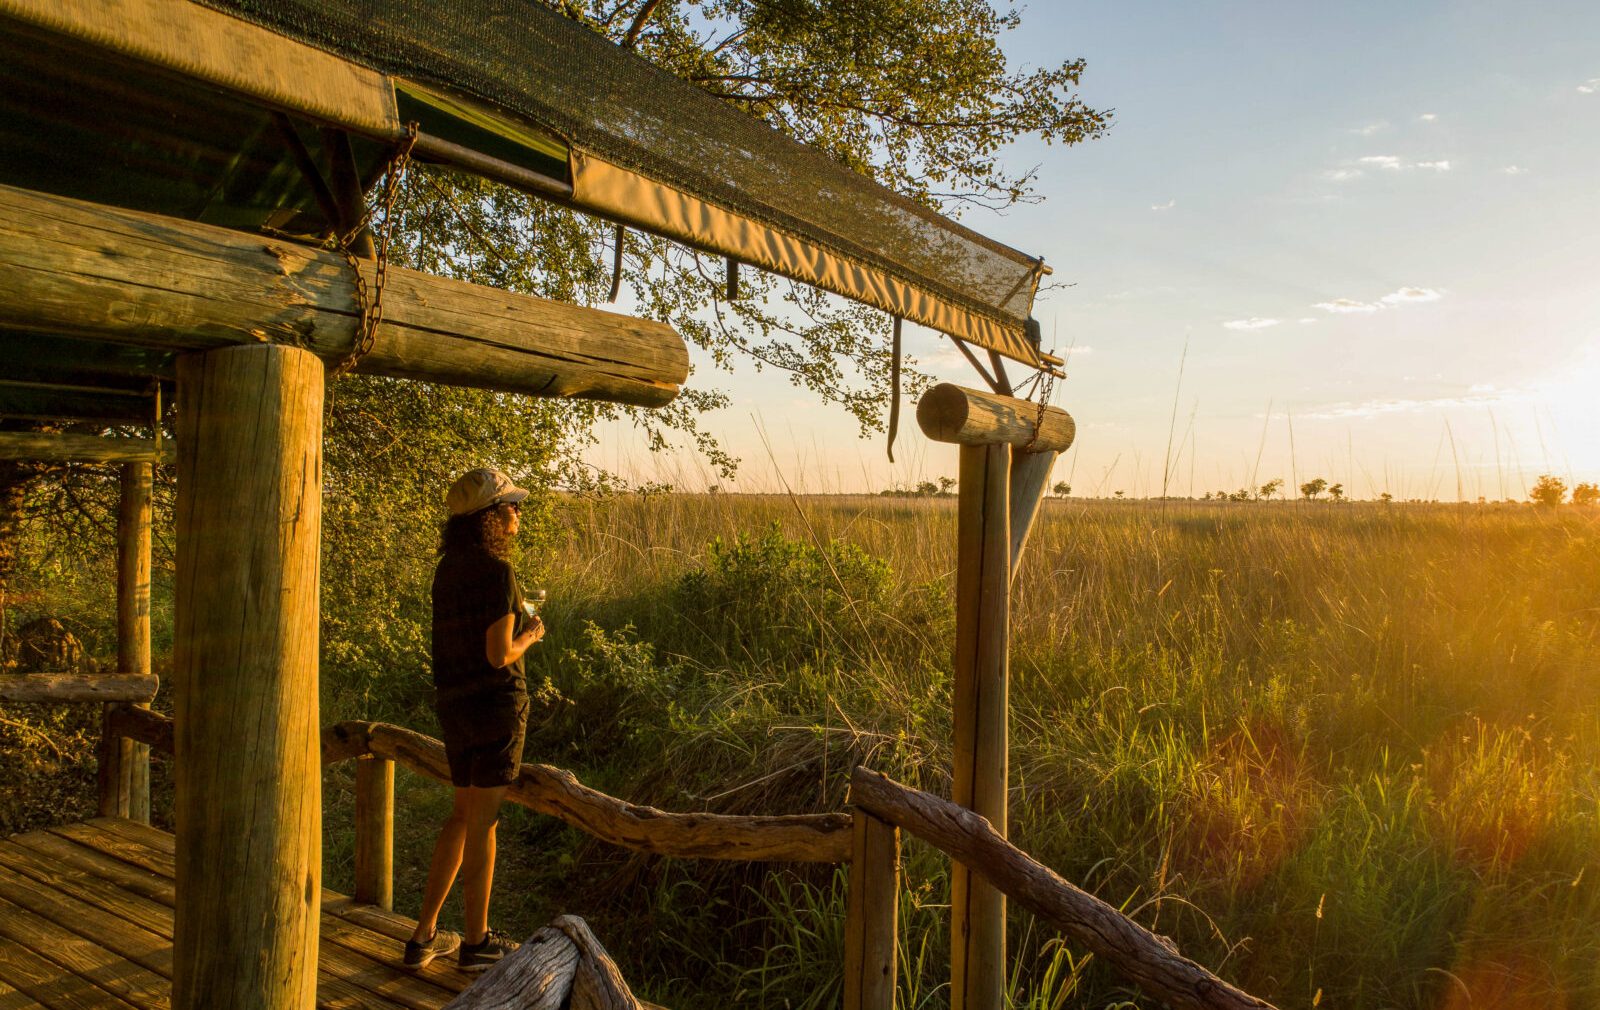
1,673,158,703
0,379,155,425
851,767,1279,1010
917,383,1075,453
0,432,173,465
0,183,688,407
172,343,323,1010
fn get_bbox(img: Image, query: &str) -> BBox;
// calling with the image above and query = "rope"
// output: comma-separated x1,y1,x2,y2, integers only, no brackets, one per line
330,122,419,378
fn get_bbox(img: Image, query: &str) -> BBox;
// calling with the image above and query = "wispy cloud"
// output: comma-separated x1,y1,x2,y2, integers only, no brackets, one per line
1222,317,1281,331
1360,155,1404,170
1303,387,1515,420
1501,165,1529,175
1314,298,1381,314
1418,112,1438,122
1414,160,1451,171
1298,317,1318,324
1352,121,1390,136
1313,287,1444,316
1380,286,1443,304
1151,199,1176,211
1579,78,1600,94
1324,168,1364,183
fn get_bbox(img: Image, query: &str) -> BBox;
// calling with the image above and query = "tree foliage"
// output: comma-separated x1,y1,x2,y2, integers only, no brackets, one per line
1529,474,1567,507
386,0,1109,466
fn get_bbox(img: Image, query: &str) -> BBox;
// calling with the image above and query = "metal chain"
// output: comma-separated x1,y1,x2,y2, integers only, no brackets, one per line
1020,366,1057,453
331,122,419,378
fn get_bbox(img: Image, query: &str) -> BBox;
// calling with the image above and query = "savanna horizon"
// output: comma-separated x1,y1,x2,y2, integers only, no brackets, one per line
4,491,1597,1008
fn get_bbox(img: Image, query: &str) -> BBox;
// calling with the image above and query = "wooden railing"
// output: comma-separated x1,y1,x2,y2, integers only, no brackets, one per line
2,673,160,822
96,706,1276,1010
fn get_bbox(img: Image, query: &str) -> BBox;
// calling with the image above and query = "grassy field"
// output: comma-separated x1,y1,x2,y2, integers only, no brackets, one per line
5,492,1599,1008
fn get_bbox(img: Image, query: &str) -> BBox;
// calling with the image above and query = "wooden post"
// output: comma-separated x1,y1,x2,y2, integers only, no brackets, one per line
106,461,154,822
1008,449,1057,586
950,443,1010,1010
172,344,323,1010
354,755,395,910
844,809,900,1010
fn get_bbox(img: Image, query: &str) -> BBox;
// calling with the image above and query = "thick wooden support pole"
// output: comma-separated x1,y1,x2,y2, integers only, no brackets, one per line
843,810,900,1010
0,183,688,407
852,768,1279,1010
0,432,174,465
951,443,1009,1010
172,344,323,1010
101,461,153,821
1007,448,1057,586
353,755,395,910
917,384,1075,453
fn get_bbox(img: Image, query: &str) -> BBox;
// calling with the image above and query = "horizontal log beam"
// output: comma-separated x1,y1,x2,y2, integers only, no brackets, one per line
917,383,1075,453
0,431,174,464
0,183,688,407
0,379,155,425
0,673,159,704
850,767,1278,1010
324,720,852,863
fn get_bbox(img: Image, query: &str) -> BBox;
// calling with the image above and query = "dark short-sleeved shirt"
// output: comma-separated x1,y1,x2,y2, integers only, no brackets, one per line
431,547,526,703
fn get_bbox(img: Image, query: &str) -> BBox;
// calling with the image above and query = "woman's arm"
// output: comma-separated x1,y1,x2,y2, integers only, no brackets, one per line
485,612,544,668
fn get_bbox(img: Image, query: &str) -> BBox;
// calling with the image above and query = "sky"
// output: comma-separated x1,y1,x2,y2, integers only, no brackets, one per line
586,0,1600,500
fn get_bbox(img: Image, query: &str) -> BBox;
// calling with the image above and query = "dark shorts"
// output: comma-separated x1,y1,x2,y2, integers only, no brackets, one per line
437,691,529,788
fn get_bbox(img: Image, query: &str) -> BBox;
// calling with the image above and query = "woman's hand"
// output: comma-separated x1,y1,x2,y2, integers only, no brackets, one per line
486,613,543,668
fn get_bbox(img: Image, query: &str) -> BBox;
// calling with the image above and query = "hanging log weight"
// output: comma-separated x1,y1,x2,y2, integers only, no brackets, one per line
916,383,1074,453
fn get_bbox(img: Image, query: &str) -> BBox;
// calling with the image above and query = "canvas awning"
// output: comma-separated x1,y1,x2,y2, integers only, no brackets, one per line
0,0,1052,367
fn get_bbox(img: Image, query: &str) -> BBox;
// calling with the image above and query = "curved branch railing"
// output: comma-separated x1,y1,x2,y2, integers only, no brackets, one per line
91,702,1277,1010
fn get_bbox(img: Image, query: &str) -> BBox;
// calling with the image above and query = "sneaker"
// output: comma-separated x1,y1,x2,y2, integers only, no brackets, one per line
403,928,460,969
458,928,518,971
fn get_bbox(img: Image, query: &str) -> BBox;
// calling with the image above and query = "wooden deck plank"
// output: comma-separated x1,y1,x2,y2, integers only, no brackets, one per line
0,934,141,1010
0,841,174,924
0,894,168,1010
0,820,487,1010
43,827,171,883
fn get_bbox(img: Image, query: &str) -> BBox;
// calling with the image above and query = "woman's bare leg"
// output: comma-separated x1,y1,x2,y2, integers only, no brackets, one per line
457,785,507,944
410,788,474,942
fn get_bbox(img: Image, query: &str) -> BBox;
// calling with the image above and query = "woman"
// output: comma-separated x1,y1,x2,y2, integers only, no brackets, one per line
404,468,544,970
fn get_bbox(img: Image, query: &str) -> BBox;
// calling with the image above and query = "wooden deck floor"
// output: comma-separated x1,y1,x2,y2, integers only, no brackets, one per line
0,817,479,1009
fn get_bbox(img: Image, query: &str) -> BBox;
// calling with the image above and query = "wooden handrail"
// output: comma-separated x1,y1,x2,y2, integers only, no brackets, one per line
328,720,852,864
1,673,159,704
850,766,1279,1010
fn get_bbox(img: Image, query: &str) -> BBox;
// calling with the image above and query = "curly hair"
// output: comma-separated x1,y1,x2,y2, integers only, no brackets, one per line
437,506,512,559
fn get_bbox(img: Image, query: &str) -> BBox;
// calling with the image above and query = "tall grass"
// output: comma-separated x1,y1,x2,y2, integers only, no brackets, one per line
6,490,1598,1007
509,495,1600,1008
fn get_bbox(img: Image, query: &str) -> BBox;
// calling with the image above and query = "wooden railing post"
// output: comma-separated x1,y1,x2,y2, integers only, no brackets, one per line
101,459,154,821
173,344,323,1010
950,442,1011,1010
354,755,395,909
844,809,900,1010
